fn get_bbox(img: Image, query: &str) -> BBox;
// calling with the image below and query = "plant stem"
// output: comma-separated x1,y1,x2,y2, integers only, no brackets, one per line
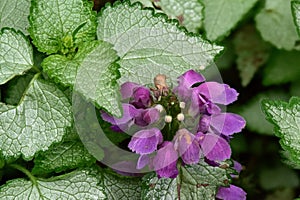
9,164,37,185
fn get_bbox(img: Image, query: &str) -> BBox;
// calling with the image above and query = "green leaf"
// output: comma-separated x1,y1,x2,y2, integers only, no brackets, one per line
0,0,30,34
142,160,230,199
32,141,96,175
292,0,300,36
263,50,300,86
0,28,33,85
238,90,289,135
4,73,34,105
153,0,203,33
97,1,222,85
262,97,300,168
0,168,106,199
202,0,257,41
42,41,99,87
0,74,72,160
75,40,121,117
233,24,270,86
101,169,142,200
255,0,299,50
29,0,97,55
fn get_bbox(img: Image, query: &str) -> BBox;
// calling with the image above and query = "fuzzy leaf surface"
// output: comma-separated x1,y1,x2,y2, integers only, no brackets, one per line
0,0,30,34
75,40,121,117
32,141,96,175
0,28,33,85
154,0,203,33
42,41,99,87
262,97,300,168
255,0,299,50
142,160,230,199
0,74,72,160
101,170,142,200
29,0,97,54
0,168,106,199
97,1,222,85
202,0,257,41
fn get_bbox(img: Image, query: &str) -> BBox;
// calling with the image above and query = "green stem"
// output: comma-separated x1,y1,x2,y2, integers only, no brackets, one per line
9,164,37,185
31,65,41,73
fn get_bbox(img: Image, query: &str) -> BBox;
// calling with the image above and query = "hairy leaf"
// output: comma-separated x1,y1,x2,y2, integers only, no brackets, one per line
32,141,96,175
154,0,203,33
97,1,222,85
0,28,33,85
29,0,97,54
255,0,299,50
262,97,300,168
101,170,142,200
141,160,230,199
0,168,106,199
0,0,30,34
202,0,257,41
75,40,121,117
42,41,99,87
0,74,72,160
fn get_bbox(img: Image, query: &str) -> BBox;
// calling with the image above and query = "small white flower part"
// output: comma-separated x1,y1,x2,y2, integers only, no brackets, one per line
155,104,164,112
199,65,205,70
177,113,185,121
179,102,186,109
165,115,172,123
171,102,175,105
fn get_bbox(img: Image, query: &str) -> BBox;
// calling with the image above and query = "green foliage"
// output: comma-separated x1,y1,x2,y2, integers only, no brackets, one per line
100,169,142,199
262,97,300,168
202,0,258,41
32,141,96,175
239,90,289,135
0,74,72,160
153,0,203,33
142,160,231,199
233,24,270,86
0,28,33,85
29,0,97,55
97,1,222,85
0,0,30,34
0,167,106,199
42,41,99,87
263,50,300,86
75,40,122,117
255,0,299,50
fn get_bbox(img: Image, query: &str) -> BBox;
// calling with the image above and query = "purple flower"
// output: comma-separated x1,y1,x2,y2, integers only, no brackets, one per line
153,142,179,178
135,107,160,126
137,154,150,169
101,104,139,132
121,82,152,108
173,129,201,164
197,132,231,161
216,185,247,200
128,128,163,154
198,113,246,136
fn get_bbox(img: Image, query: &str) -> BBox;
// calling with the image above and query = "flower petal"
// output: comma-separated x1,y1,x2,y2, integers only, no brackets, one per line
121,82,140,99
173,129,200,164
209,113,246,136
197,82,238,105
153,142,178,178
216,185,247,200
137,154,150,169
128,128,163,154
135,107,160,126
197,132,231,161
121,82,151,108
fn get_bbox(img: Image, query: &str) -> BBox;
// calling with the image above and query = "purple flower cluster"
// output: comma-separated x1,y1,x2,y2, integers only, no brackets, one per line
101,70,246,199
